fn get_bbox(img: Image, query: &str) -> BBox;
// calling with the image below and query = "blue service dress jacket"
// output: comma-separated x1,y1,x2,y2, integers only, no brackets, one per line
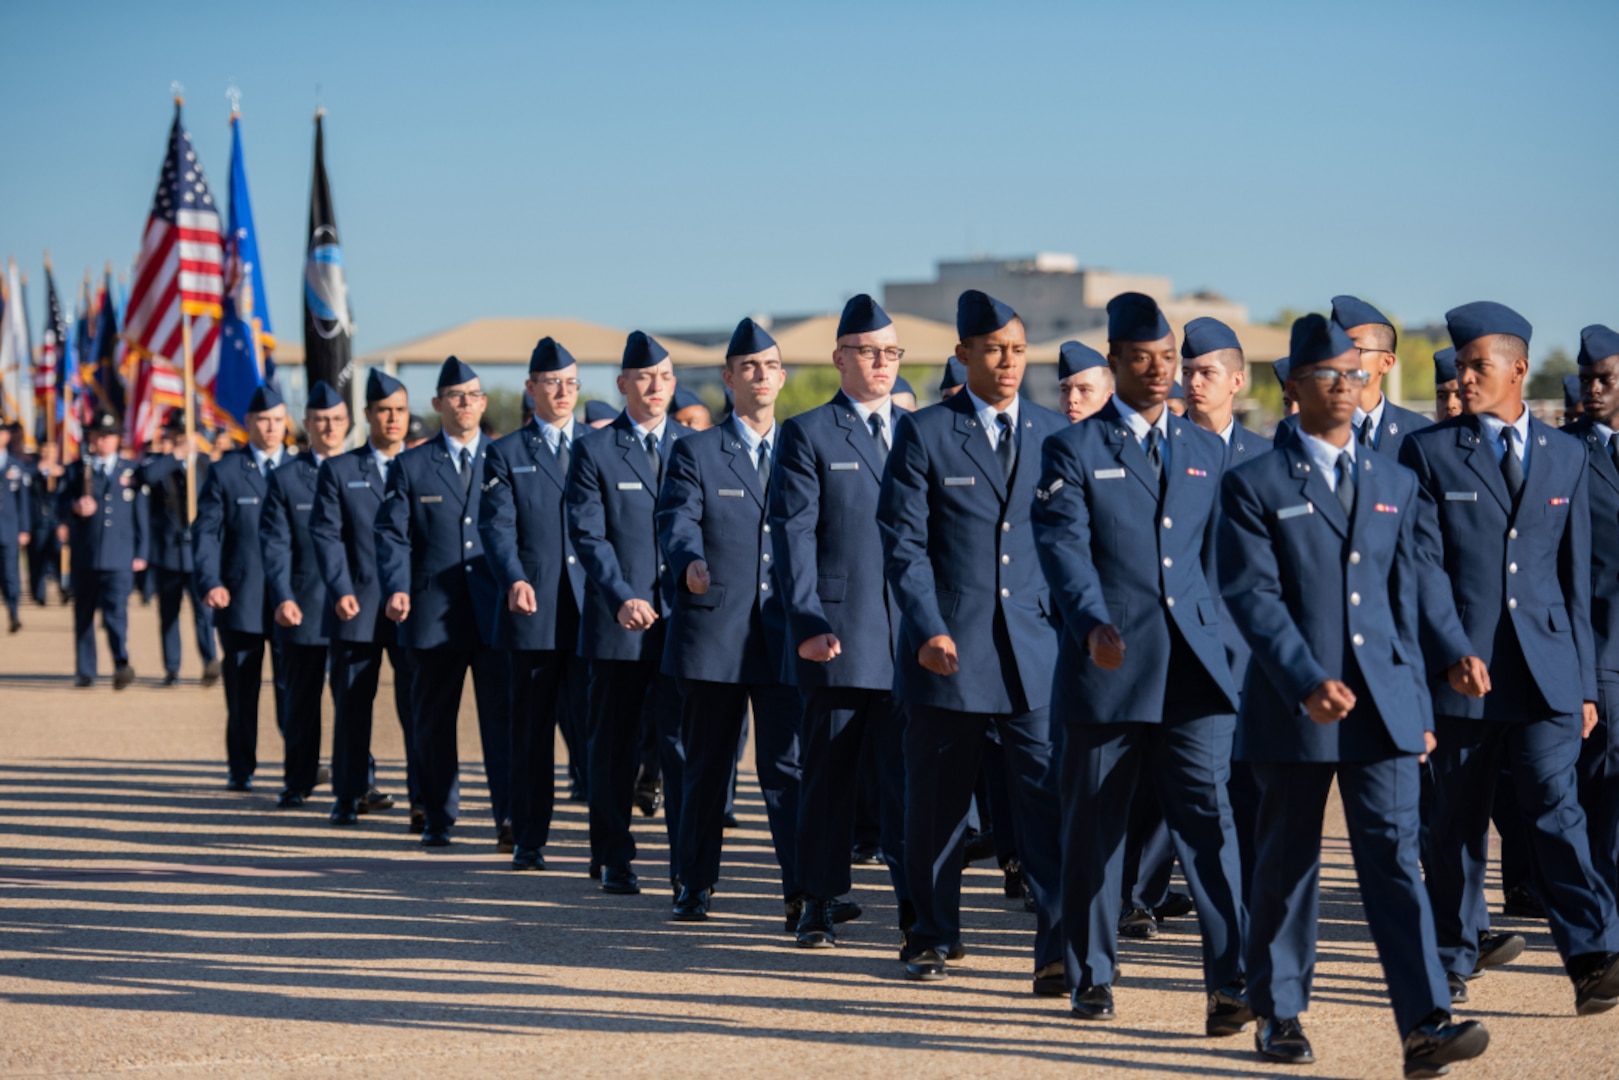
1558,417,1619,675
1218,431,1472,762
877,391,1067,715
656,420,789,685
374,435,502,651
1031,400,1238,723
139,454,208,573
2,455,32,542
564,412,691,664
260,453,330,649
193,448,276,636
1398,414,1597,718
768,392,901,692
478,421,586,652
1218,424,1272,679
58,459,148,571
309,448,397,644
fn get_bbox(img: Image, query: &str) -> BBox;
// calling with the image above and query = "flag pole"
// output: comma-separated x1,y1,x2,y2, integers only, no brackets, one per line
42,251,56,447
181,311,197,520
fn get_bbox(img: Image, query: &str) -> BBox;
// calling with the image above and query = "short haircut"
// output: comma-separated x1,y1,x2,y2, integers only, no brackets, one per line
1363,323,1397,352
1490,334,1529,363
1189,347,1246,374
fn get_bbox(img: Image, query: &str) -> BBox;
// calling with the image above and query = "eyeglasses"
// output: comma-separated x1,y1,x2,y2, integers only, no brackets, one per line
839,345,905,363
534,378,582,391
1354,347,1394,359
440,390,486,404
1297,369,1373,389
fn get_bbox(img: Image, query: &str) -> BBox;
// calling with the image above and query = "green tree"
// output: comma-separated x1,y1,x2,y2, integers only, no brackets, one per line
1528,347,1576,401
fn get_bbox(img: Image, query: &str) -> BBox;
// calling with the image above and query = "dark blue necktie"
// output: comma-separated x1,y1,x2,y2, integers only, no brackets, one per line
1336,452,1356,518
1500,429,1524,501
995,413,1016,482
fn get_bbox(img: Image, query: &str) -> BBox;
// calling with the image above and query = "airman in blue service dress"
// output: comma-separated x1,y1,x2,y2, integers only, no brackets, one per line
659,318,804,924
194,384,290,789
1331,296,1431,460
772,295,910,946
260,380,345,808
878,289,1067,986
566,332,691,895
58,411,147,688
374,357,512,848
1033,294,1249,1029
0,423,32,632
311,369,420,827
1401,303,1619,1015
1568,324,1619,901
139,414,218,686
1222,314,1489,1075
479,338,589,871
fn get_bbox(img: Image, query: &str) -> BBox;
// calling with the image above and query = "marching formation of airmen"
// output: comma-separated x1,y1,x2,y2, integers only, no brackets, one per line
5,288,1619,1077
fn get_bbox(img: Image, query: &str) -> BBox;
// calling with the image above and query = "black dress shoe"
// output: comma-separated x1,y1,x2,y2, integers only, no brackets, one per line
113,663,135,690
275,789,309,809
1154,890,1196,921
511,847,546,872
1502,884,1546,919
1254,1016,1313,1064
1474,931,1525,973
1206,982,1254,1036
421,828,451,848
568,784,587,802
8,617,20,633
162,672,180,687
496,821,515,854
723,811,741,829
601,865,640,895
633,780,662,817
226,776,252,792
962,828,997,865
784,896,805,933
1402,1010,1489,1078
316,765,332,788
1032,962,1065,997
904,947,947,981
74,675,94,688
1002,858,1026,899
1447,971,1469,1005
1070,984,1115,1020
1572,951,1619,1015
329,800,359,825
850,842,882,864
797,899,836,947
408,807,426,835
1119,906,1158,939
200,658,222,687
829,897,862,924
360,788,394,813
588,860,602,881
672,885,711,921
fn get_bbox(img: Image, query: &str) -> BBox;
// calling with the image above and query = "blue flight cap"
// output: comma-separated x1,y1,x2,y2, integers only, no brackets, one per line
365,368,405,403
1106,292,1171,343
672,387,705,412
837,294,892,339
1180,317,1242,358
892,375,915,397
1169,382,1185,400
522,390,536,412
939,355,968,391
726,317,778,358
956,289,1018,338
529,336,577,373
584,400,618,424
1564,374,1583,408
1329,295,1393,332
1058,341,1108,380
436,356,478,388
88,410,120,435
1287,314,1356,371
247,383,284,413
1433,347,1457,384
1577,324,1619,367
305,380,345,410
1445,302,1532,350
1271,358,1290,387
622,331,669,370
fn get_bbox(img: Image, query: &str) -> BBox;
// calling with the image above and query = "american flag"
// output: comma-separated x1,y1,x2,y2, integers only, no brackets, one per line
123,102,224,364
36,263,66,417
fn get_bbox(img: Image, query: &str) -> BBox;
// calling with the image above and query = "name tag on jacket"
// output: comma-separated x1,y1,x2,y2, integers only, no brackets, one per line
617,481,644,491
718,488,746,498
346,480,370,489
295,503,313,511
943,476,975,487
419,495,443,504
1276,503,1314,520
1093,468,1126,480
236,496,260,505
512,465,538,474
1444,491,1478,502
829,461,860,471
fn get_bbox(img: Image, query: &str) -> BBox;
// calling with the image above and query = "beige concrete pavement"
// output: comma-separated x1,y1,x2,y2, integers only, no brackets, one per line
1,599,1615,1078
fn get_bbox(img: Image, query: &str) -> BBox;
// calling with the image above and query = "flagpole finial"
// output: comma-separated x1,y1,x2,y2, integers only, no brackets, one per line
226,81,241,118
43,250,51,272
171,81,184,107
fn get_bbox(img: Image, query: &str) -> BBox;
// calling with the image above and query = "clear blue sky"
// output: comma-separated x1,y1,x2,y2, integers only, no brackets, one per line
3,0,1616,361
